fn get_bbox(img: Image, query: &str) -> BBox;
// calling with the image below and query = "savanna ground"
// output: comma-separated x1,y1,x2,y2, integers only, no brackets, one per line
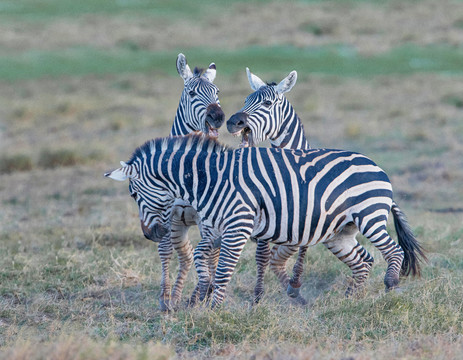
1,1,463,359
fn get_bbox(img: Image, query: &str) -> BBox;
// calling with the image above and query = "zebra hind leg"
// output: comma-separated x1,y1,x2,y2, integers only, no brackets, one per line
287,246,308,305
324,224,374,297
361,221,404,292
269,244,307,305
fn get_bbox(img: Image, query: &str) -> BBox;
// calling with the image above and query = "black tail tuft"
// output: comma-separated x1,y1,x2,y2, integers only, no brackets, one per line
391,202,427,277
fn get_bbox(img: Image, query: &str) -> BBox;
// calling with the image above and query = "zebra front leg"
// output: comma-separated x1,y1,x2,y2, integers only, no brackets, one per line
169,220,194,309
192,232,215,305
254,239,270,304
157,236,173,312
324,224,374,297
211,229,250,309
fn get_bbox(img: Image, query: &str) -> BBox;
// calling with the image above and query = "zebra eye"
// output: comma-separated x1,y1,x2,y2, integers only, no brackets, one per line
263,100,272,107
131,192,137,200
189,90,196,97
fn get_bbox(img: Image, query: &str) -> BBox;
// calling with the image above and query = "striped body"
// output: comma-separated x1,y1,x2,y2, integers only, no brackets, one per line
106,135,425,308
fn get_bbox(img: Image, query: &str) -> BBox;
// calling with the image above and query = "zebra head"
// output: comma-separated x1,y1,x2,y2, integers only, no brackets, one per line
227,68,297,147
172,53,225,138
105,160,175,243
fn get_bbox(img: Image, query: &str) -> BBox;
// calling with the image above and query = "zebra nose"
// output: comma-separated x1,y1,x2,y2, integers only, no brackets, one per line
227,112,248,134
205,104,225,129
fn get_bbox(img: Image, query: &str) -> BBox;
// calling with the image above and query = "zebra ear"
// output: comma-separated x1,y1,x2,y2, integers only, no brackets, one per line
275,71,297,95
104,167,129,182
246,68,266,91
104,162,138,182
176,53,193,83
203,63,216,82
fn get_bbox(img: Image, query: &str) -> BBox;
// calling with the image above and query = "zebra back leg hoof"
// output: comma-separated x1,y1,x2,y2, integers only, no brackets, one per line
384,276,400,292
287,283,301,299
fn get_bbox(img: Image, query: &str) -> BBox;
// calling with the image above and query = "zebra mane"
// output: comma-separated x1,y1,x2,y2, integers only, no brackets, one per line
128,135,231,164
193,67,204,77
266,82,277,86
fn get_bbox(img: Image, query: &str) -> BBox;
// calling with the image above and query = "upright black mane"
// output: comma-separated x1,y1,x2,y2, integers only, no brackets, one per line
127,134,231,165
193,67,204,77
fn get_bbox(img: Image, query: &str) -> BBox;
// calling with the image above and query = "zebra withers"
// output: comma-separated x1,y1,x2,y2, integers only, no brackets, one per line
105,135,426,308
151,53,225,311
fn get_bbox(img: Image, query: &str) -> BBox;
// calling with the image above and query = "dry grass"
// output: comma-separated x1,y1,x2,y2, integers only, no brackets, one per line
1,0,463,359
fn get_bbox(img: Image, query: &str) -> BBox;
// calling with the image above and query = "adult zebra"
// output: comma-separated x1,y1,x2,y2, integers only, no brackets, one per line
154,53,224,311
227,68,310,304
105,135,426,309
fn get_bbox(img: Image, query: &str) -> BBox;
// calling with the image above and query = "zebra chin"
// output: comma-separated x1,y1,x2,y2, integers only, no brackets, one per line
141,221,170,243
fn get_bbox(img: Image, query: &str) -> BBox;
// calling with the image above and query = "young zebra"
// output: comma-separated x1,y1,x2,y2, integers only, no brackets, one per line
105,135,426,309
227,68,310,304
154,53,224,311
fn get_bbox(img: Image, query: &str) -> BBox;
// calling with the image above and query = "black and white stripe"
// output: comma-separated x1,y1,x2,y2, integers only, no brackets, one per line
105,135,426,308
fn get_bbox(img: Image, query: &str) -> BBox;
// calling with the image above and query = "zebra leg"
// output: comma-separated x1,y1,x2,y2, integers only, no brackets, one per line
269,244,300,299
157,236,173,312
254,239,271,304
324,224,374,297
287,245,308,305
192,230,216,305
211,228,252,309
169,219,194,309
361,222,404,292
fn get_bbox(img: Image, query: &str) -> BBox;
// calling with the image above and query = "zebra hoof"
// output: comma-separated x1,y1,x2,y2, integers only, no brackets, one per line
290,295,308,306
385,286,403,294
287,283,301,299
253,291,264,305
159,298,173,312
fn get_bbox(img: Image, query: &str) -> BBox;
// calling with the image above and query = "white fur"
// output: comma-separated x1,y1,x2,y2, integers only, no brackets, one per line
203,63,216,82
176,53,193,83
275,71,297,95
246,67,266,91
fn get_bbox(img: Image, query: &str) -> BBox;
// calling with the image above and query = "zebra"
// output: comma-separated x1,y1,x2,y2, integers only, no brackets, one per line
105,135,426,309
153,53,224,311
227,68,310,304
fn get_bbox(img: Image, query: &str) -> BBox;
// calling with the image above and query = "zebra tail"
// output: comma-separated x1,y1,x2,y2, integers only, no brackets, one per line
391,201,427,277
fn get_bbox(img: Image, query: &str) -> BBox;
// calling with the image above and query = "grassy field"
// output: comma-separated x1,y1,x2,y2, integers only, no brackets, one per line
1,0,463,359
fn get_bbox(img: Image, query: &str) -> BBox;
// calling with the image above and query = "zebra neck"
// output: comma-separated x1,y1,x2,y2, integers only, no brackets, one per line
170,103,193,137
270,112,310,150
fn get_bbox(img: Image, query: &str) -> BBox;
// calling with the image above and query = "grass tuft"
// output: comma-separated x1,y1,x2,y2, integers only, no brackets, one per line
0,154,33,174
37,149,82,169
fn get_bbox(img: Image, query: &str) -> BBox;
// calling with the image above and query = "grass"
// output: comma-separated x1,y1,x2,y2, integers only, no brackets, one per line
1,0,463,359
2,44,463,81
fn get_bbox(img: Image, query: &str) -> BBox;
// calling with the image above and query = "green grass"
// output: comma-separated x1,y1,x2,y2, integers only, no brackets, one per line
2,44,463,82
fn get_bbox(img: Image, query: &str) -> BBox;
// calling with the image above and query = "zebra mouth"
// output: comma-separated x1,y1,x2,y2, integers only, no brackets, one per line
232,127,252,148
205,121,219,138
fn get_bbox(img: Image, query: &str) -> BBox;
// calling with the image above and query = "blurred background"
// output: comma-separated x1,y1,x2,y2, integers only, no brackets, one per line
1,0,463,358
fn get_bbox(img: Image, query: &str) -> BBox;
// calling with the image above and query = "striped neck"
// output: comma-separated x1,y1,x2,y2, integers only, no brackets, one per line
270,98,310,150
170,99,195,137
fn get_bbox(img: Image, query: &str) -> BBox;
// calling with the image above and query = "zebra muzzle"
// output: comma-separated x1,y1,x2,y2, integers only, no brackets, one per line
141,221,169,242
